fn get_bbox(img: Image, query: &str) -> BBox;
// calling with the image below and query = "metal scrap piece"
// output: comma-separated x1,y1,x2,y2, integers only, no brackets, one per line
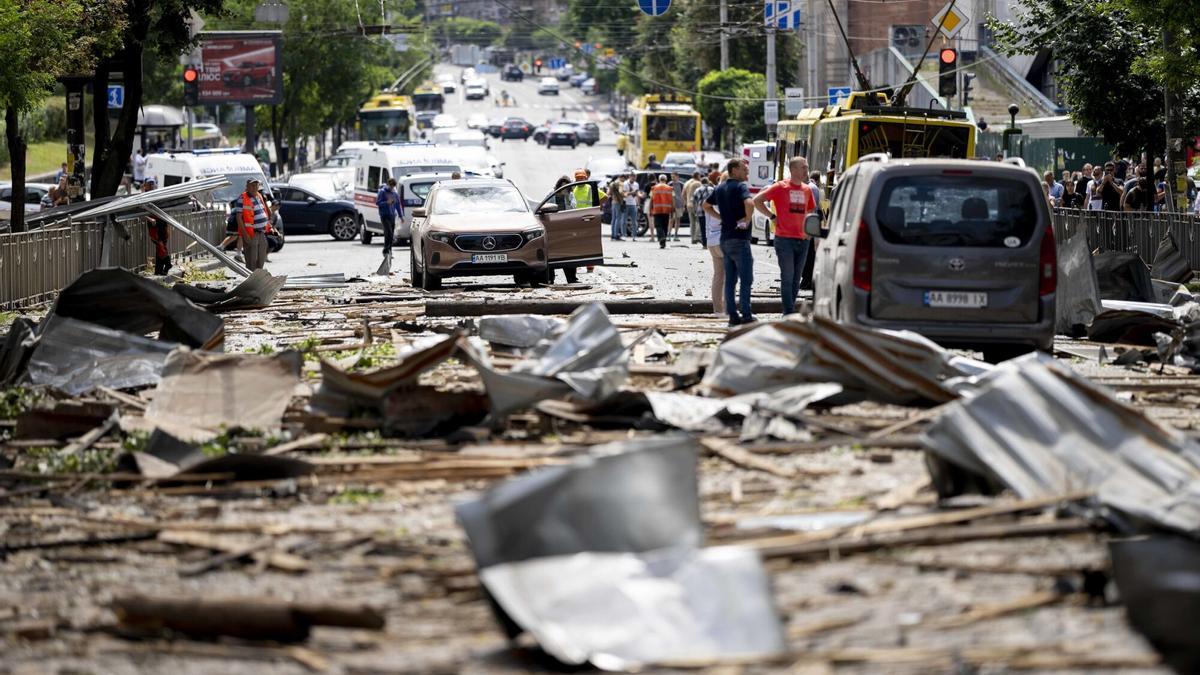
27,318,177,395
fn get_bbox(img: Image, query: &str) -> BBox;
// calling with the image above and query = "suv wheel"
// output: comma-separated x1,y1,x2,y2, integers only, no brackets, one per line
329,213,358,241
361,227,374,245
982,344,1033,364
410,248,423,288
420,254,442,291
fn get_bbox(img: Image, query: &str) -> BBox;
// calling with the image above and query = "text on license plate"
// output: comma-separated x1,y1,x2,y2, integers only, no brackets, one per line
924,291,988,308
472,253,508,263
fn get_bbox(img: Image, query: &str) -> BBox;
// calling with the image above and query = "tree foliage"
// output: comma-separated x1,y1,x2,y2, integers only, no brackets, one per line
697,69,765,150
434,17,503,46
991,0,1200,157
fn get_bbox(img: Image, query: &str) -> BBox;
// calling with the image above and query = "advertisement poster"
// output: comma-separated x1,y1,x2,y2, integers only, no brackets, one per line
197,32,282,105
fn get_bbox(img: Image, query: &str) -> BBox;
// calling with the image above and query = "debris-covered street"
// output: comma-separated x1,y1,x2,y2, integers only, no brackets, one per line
3,233,1199,673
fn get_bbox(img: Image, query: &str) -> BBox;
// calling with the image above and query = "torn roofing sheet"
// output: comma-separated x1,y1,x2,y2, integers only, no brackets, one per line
479,546,786,670
173,270,287,310
1109,536,1200,674
922,353,1200,536
27,317,176,395
118,428,313,482
312,333,463,411
701,317,961,405
478,314,564,349
1151,232,1195,285
47,268,224,350
1055,226,1101,335
456,435,702,570
140,349,302,441
0,317,36,387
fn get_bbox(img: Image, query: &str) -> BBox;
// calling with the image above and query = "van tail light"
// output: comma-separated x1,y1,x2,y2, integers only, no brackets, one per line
1039,224,1057,296
853,220,873,292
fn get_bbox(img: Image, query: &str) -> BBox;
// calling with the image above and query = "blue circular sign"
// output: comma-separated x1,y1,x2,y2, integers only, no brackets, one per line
638,0,671,16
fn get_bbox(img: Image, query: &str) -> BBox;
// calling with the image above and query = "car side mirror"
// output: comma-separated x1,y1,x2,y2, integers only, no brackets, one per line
537,203,560,215
306,197,316,205
412,208,427,218
803,212,824,238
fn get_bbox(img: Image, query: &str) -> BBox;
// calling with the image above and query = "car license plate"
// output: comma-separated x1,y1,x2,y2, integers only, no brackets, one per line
924,291,988,308
472,253,508,263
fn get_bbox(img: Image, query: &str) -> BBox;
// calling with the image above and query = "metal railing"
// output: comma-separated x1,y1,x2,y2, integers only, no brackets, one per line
1052,208,1200,271
0,209,226,309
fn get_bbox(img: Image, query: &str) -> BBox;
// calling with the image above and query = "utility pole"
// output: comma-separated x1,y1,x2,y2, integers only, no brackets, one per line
1163,28,1184,213
766,24,777,138
719,0,729,70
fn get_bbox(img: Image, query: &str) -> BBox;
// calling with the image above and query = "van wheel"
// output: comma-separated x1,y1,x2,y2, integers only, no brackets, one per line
982,344,1033,364
410,248,423,288
361,228,373,245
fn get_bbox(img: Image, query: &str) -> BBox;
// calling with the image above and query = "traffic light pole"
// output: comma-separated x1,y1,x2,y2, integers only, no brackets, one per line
187,107,194,151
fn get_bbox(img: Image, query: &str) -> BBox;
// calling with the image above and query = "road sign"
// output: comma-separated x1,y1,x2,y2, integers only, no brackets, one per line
827,86,852,106
764,100,779,126
784,87,804,115
931,0,969,40
106,84,124,109
764,1,801,30
548,57,565,70
638,0,671,17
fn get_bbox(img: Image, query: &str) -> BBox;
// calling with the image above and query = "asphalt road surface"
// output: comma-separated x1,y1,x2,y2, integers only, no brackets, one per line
268,64,788,306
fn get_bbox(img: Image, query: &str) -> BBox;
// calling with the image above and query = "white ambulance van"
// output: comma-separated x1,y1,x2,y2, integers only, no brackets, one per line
354,143,464,245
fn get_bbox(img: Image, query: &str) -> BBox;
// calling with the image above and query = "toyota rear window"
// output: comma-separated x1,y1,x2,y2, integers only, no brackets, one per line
874,175,1040,247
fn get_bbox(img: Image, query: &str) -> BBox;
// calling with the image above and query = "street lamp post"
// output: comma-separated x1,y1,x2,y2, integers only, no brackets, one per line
1002,103,1022,159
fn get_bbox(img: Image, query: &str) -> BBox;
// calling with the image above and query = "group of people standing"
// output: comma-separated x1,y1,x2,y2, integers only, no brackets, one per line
1043,158,1200,213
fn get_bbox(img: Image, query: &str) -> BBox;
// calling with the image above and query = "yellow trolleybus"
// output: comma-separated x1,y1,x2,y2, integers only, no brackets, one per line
625,94,702,169
357,92,416,143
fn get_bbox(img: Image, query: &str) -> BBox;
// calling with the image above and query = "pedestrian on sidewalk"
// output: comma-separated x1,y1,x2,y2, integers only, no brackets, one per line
754,157,817,316
705,158,756,326
1060,178,1084,209
376,177,401,258
647,154,661,170
1043,171,1063,207
621,172,641,240
141,178,171,275
684,171,702,243
132,149,147,188
1085,165,1104,210
650,174,674,249
1097,162,1123,211
705,173,725,315
238,178,273,271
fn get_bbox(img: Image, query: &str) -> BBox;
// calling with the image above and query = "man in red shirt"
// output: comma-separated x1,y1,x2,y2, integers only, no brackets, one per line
753,157,817,315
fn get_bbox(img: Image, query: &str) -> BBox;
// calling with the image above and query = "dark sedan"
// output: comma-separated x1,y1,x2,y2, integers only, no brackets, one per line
500,117,534,140
501,64,524,82
270,184,360,241
486,118,506,138
545,124,579,149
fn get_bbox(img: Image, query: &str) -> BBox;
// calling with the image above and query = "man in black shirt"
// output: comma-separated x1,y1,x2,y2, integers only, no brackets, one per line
1075,163,1092,199
1096,161,1124,211
704,158,756,326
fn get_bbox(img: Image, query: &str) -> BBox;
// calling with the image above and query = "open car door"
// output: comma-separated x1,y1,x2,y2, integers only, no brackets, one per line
536,180,604,269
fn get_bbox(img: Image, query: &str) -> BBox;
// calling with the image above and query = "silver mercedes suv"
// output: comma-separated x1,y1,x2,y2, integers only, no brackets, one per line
805,157,1056,362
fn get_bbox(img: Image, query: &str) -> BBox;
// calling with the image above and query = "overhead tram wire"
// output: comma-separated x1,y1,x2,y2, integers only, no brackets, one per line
488,0,1090,103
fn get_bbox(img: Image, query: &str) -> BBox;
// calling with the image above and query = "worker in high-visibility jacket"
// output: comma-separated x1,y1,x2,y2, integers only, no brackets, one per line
239,178,274,271
649,174,675,249
570,168,606,207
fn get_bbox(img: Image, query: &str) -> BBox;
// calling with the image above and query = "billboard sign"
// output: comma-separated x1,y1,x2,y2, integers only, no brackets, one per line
196,31,282,105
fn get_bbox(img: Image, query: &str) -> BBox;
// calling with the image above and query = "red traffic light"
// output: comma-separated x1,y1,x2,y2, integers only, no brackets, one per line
182,66,199,83
939,48,957,65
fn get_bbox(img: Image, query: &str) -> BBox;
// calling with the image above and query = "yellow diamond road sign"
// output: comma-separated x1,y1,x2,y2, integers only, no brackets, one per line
931,1,969,40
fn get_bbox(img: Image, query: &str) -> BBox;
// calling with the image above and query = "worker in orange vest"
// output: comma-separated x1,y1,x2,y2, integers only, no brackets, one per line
239,178,273,271
649,174,674,249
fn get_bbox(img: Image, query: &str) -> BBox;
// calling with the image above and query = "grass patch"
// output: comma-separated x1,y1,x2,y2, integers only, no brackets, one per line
329,487,384,505
0,140,68,181
24,445,117,475
0,311,16,330
0,387,42,420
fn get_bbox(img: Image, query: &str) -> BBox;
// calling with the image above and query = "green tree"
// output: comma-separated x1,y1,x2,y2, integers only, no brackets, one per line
0,0,122,231
991,0,1200,157
670,0,802,90
697,69,764,151
434,17,503,46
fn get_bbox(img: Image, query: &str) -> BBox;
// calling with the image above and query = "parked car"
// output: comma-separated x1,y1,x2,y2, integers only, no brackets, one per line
661,151,701,177
575,121,600,146
485,117,507,138
466,113,489,130
581,77,597,95
569,73,588,88
537,77,560,95
0,182,51,221
585,157,630,184
545,123,579,149
501,64,524,82
807,157,1055,363
288,171,350,201
500,117,534,141
270,182,359,241
409,178,603,289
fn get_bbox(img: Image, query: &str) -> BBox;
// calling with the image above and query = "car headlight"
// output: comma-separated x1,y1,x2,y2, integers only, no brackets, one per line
522,228,545,242
428,231,454,244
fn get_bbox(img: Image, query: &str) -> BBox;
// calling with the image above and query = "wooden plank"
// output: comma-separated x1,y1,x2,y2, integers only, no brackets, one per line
700,438,825,479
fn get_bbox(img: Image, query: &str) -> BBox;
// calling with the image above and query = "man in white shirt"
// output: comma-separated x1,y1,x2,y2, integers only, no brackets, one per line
1084,164,1104,210
621,174,640,241
132,149,147,187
